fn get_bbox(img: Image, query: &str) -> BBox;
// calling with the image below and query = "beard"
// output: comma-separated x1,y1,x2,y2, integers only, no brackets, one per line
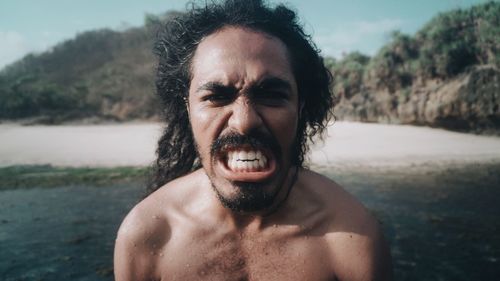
211,181,279,212
206,131,285,213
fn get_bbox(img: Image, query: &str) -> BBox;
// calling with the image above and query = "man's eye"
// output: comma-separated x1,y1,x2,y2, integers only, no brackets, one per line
203,94,232,104
254,91,288,105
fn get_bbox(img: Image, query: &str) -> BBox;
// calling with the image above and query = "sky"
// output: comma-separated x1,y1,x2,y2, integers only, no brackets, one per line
0,0,491,69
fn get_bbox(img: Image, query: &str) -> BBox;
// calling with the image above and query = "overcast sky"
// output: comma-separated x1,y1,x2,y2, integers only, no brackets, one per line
0,0,489,69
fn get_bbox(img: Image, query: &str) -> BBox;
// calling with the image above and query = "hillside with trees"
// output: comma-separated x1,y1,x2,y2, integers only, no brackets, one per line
0,2,498,133
331,1,499,133
0,12,180,123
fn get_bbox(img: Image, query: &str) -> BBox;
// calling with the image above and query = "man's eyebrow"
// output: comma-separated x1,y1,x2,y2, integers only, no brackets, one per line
196,81,237,94
196,77,292,94
254,77,292,92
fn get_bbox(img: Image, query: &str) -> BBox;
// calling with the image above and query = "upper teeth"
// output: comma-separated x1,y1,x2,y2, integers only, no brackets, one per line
227,150,268,171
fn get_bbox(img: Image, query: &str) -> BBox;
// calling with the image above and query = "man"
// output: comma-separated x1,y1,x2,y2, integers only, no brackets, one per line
114,0,392,280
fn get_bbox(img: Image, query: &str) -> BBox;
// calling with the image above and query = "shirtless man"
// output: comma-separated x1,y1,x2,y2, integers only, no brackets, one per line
114,0,392,280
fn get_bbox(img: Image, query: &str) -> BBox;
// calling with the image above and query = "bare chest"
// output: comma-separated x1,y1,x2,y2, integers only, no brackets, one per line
158,231,334,281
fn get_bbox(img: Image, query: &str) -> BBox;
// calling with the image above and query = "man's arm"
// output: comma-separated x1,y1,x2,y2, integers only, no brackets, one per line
328,206,393,281
297,170,393,280
114,205,166,281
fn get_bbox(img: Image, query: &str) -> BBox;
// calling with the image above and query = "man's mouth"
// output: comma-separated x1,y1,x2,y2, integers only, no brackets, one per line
210,131,281,183
216,147,277,182
226,150,268,171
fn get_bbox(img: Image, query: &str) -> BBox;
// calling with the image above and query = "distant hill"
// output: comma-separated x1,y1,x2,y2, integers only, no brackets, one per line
0,12,179,123
0,3,499,133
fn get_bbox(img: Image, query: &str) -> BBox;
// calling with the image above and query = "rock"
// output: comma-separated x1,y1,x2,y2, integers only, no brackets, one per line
335,65,500,134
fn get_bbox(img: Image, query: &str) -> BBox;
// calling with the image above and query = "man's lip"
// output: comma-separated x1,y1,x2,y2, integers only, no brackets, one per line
215,148,277,182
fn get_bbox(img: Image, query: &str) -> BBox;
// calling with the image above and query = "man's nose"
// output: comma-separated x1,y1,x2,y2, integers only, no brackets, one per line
227,97,263,135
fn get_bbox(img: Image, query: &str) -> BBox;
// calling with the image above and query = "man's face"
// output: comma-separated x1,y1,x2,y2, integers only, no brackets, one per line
188,26,299,212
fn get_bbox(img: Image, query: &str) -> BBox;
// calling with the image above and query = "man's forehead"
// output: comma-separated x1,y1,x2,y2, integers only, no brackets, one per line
189,26,296,93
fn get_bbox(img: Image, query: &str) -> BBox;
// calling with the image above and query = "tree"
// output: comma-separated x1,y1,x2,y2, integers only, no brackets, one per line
331,52,370,99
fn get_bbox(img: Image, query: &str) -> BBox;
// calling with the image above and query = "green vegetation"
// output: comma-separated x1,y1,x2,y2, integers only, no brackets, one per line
330,1,499,93
329,2,500,133
0,165,148,190
416,1,499,78
0,20,164,122
364,31,418,92
330,52,370,99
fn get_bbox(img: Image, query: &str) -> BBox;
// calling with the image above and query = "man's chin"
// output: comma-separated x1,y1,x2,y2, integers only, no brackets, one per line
206,152,290,213
211,181,277,213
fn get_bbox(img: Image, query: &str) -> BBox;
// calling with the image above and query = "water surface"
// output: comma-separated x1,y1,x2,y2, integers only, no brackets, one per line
1,164,499,280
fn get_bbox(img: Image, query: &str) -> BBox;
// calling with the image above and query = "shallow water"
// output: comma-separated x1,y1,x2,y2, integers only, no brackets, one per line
1,164,499,280
0,184,143,281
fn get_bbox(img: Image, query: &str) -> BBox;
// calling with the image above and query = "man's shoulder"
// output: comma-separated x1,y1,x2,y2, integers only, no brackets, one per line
299,169,393,280
292,169,380,237
114,171,207,279
115,186,172,254
113,185,171,280
298,168,366,216
117,169,206,240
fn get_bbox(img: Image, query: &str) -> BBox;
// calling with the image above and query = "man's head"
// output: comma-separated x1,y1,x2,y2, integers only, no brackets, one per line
188,26,299,212
149,0,334,208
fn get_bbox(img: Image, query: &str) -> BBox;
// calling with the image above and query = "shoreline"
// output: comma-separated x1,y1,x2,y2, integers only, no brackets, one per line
2,161,499,191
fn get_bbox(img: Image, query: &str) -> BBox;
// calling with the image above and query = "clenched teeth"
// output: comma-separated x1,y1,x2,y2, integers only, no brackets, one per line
226,150,268,171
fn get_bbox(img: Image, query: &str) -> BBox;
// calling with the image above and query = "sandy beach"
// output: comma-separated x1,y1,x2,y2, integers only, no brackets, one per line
1,121,500,168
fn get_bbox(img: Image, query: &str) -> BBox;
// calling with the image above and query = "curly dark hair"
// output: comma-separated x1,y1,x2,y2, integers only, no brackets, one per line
148,0,334,193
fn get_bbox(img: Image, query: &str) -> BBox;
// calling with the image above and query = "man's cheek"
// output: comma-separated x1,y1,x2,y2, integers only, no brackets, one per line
190,107,211,129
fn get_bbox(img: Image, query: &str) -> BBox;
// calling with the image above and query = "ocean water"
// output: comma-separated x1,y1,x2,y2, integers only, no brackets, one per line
0,164,499,281
0,183,142,281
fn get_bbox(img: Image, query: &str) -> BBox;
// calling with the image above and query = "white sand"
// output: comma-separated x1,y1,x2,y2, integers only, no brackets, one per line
0,123,161,167
310,122,500,169
1,122,499,168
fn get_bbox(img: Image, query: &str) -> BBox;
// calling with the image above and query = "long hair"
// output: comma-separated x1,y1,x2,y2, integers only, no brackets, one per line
148,0,334,193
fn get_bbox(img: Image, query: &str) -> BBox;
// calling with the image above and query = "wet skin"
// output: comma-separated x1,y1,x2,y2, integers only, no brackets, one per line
114,27,392,281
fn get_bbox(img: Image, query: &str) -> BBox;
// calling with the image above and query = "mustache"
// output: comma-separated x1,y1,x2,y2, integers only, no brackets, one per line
210,131,281,158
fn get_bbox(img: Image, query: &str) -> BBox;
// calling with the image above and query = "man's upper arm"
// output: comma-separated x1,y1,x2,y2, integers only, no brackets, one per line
348,220,393,281
114,207,160,281
327,203,393,281
330,217,393,281
114,224,136,281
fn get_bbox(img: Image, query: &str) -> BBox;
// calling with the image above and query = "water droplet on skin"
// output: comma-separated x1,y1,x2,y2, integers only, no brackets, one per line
159,253,164,257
